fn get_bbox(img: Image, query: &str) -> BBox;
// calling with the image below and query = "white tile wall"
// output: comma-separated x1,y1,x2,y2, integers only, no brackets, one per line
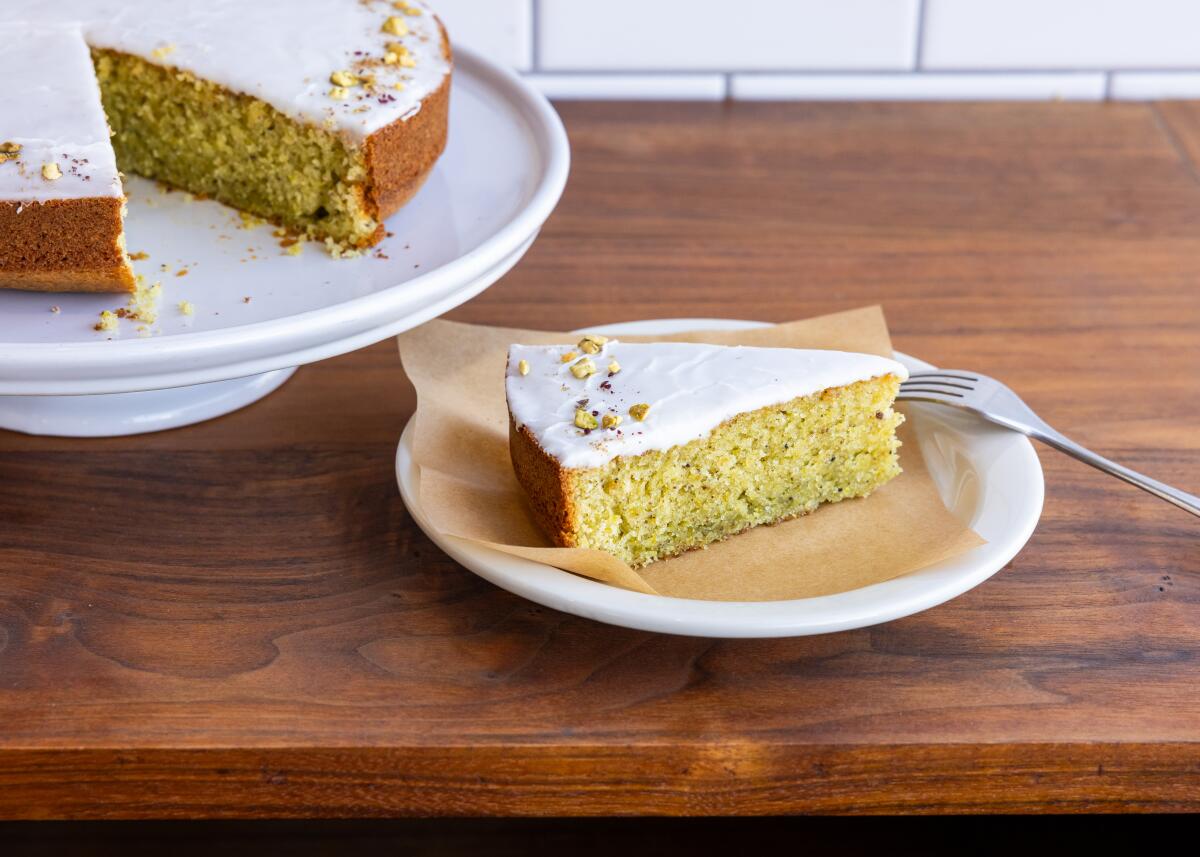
538,0,920,72
429,0,532,71
922,0,1200,70
429,0,1200,101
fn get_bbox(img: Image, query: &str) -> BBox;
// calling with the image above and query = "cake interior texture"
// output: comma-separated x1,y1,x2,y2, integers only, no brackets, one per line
93,49,379,250
542,376,904,568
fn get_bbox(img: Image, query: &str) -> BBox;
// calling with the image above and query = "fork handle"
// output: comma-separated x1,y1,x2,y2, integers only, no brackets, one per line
1033,428,1200,518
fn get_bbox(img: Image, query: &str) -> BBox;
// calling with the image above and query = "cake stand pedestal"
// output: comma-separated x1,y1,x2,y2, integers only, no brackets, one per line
0,369,296,437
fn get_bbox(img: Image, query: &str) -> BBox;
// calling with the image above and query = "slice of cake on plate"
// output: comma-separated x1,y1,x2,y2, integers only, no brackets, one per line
1,0,451,292
0,24,135,293
506,336,909,568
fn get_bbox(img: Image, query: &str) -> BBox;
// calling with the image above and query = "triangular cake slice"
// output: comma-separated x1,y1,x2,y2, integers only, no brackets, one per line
506,337,909,568
0,23,135,292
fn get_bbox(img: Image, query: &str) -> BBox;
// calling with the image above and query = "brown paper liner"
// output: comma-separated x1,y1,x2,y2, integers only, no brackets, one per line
398,306,985,601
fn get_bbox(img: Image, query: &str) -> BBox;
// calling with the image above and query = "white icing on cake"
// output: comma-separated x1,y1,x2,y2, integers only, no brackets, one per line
0,23,123,202
507,341,909,470
0,0,450,158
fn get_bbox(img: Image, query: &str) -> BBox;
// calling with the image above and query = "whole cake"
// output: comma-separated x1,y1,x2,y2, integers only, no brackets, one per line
0,0,451,293
506,337,909,568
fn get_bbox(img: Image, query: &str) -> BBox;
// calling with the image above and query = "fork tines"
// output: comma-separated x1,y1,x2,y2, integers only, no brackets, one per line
904,370,979,383
899,371,980,399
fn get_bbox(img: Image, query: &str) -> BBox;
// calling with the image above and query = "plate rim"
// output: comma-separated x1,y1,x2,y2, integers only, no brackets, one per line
0,47,571,385
395,317,1045,638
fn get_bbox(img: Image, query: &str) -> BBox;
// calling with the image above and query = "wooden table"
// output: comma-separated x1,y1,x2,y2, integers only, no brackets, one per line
3,102,1200,818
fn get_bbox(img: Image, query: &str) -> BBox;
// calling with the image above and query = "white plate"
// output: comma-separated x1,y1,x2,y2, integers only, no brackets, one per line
395,318,1045,638
0,47,569,396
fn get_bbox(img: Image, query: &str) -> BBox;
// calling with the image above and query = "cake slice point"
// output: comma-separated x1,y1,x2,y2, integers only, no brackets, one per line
507,339,909,568
0,23,134,293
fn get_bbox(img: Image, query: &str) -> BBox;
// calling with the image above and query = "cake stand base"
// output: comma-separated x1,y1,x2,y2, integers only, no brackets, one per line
0,368,296,437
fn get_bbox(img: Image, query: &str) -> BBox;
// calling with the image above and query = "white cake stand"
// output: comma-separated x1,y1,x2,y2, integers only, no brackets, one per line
0,47,568,436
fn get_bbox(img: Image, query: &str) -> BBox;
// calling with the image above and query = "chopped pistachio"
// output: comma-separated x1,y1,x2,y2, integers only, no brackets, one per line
607,360,621,375
384,42,416,67
382,16,409,36
569,357,597,379
328,86,350,100
629,403,650,421
178,300,195,316
577,333,609,354
602,414,622,429
330,70,359,87
0,141,21,162
560,350,577,363
517,359,530,376
41,162,62,181
574,408,598,430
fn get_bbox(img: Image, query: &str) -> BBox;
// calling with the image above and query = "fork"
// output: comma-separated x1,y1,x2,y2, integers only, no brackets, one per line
897,369,1200,518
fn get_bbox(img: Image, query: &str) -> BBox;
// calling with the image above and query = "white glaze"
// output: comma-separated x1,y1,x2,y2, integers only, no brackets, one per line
0,0,450,159
0,24,123,202
507,341,909,469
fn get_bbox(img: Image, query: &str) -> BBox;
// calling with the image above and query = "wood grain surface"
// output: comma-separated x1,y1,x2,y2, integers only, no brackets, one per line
2,102,1199,818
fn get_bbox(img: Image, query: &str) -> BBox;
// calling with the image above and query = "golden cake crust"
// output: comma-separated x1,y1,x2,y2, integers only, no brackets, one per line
0,197,135,293
509,417,581,549
360,20,452,243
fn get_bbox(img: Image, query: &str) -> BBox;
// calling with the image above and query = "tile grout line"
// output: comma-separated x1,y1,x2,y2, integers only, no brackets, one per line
914,0,928,70
522,68,1158,79
530,0,542,72
520,69,1200,103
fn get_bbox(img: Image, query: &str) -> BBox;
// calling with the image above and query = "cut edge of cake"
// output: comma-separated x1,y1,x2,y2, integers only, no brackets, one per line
90,20,451,256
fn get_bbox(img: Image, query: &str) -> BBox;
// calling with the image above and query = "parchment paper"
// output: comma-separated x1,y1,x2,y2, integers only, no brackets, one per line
397,306,985,601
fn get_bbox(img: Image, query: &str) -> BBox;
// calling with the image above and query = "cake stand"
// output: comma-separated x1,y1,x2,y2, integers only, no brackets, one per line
0,47,569,436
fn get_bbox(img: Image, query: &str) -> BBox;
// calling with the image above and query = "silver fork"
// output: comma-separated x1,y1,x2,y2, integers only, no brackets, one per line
897,369,1200,518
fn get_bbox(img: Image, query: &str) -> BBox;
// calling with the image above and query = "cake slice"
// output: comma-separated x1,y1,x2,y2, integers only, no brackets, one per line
0,23,135,293
506,337,909,568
